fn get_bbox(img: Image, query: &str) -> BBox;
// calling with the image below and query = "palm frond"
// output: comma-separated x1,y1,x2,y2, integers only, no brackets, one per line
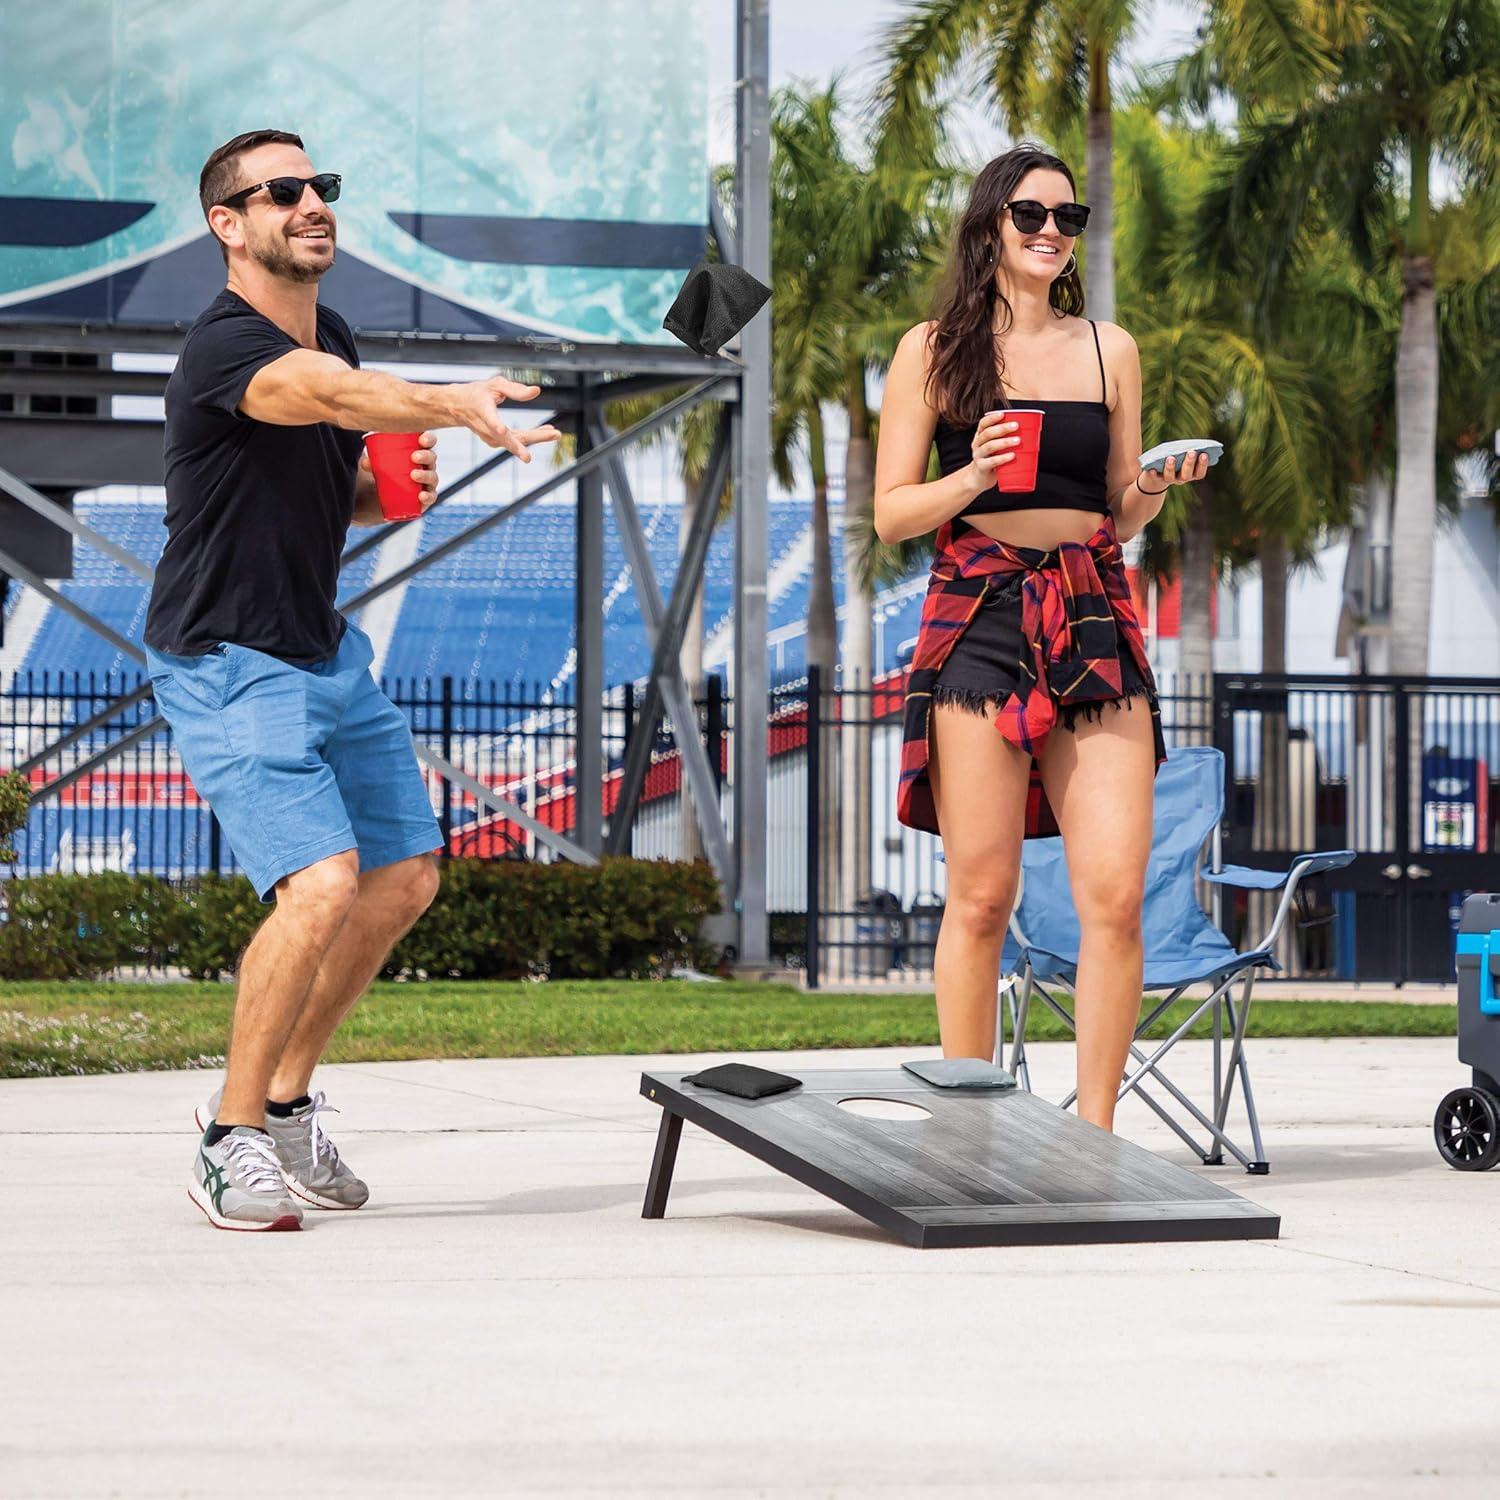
1201,0,1343,105
1430,68,1500,185
870,0,989,155
1189,94,1393,328
843,496,935,594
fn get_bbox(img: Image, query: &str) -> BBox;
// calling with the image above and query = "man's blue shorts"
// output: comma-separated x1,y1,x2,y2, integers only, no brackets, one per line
146,623,441,901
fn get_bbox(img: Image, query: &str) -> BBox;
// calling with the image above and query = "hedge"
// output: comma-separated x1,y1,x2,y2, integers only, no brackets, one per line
0,858,722,982
0,770,28,862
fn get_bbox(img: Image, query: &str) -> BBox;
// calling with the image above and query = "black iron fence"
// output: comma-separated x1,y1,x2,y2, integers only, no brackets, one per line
1,670,729,878
7,668,1500,986
790,669,1215,988
1215,673,1500,983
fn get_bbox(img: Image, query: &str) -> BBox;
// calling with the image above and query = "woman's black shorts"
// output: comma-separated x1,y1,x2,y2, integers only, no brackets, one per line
930,571,1153,729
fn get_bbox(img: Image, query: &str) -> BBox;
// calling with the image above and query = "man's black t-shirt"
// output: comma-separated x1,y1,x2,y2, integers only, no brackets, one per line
145,289,365,664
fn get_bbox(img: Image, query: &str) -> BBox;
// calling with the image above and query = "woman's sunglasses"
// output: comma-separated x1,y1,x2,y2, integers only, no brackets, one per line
1003,199,1090,237
217,173,342,210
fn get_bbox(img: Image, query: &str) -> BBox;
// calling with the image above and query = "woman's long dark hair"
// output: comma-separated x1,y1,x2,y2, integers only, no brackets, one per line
926,142,1085,426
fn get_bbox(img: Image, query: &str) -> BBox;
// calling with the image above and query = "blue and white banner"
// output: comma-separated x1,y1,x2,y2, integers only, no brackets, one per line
0,0,709,343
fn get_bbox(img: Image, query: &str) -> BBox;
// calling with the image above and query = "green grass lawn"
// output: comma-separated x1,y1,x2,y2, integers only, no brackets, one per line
0,979,1458,1080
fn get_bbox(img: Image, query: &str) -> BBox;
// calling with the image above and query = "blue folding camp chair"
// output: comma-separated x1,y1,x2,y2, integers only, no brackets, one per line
999,745,1354,1173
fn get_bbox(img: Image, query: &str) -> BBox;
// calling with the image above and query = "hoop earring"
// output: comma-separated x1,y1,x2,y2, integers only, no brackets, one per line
1061,251,1078,278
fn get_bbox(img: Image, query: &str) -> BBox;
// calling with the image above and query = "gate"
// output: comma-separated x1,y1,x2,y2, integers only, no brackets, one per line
1215,674,1500,983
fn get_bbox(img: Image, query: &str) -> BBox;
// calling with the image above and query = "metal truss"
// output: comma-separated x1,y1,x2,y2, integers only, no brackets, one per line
0,0,771,956
6,373,738,873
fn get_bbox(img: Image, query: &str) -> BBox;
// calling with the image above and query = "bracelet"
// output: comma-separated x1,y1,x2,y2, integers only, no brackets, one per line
1136,476,1170,497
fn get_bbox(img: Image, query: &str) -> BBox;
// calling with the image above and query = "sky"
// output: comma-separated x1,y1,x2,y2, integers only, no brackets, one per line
704,0,1207,165
699,0,1209,496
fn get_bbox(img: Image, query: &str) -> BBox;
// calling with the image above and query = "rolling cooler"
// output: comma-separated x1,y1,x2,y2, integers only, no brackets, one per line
1436,892,1500,1170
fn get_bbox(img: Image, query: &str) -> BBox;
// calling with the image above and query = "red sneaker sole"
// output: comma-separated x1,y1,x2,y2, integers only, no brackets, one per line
186,1187,302,1232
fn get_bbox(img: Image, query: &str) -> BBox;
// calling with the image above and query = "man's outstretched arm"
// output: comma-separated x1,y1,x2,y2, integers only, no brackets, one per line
239,349,560,462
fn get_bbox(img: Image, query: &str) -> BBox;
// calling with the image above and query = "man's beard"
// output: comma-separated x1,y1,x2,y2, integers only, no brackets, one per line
246,223,335,284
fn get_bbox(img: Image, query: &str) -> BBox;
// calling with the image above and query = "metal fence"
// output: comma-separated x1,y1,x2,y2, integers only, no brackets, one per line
789,669,1215,987
1,670,734,877
1215,673,1500,983
7,668,1500,986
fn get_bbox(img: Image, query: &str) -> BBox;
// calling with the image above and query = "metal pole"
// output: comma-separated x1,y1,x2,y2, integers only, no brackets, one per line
574,380,604,855
706,674,724,795
593,412,735,885
440,676,455,854
0,540,145,663
15,680,152,776
1213,673,1236,859
1395,682,1411,985
0,463,154,579
411,742,597,865
732,0,772,967
604,420,733,853
619,678,636,851
13,384,729,779
806,666,822,990
336,377,731,616
339,431,559,568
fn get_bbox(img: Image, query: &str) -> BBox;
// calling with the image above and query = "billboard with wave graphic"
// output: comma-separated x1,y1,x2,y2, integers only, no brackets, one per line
0,0,709,345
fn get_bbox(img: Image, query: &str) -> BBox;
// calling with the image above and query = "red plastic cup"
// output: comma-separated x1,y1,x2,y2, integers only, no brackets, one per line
989,408,1044,492
364,432,425,520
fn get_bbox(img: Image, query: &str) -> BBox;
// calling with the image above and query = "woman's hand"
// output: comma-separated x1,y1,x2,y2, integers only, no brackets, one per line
1138,450,1211,494
966,413,1020,493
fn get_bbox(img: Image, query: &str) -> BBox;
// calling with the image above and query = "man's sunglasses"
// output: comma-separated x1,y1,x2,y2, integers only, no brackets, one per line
1003,199,1090,237
217,173,342,210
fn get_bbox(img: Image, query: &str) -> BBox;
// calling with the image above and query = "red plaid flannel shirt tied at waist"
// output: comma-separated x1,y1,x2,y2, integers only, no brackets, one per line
897,516,1163,837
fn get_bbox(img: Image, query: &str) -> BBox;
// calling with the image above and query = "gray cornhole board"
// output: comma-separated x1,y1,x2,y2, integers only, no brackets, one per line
640,1068,1279,1248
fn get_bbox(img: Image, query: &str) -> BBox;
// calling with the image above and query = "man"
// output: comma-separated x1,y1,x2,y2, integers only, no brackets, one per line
147,129,559,1230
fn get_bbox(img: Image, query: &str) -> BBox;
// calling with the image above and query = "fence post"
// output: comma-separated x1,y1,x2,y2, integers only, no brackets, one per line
706,673,724,795
806,666,821,990
618,679,635,853
1394,682,1412,985
439,676,454,856
1212,673,1237,859
621,679,636,762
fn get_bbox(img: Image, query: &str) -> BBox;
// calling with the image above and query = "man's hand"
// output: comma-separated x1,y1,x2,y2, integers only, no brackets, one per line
411,431,439,508
352,432,441,526
444,375,563,459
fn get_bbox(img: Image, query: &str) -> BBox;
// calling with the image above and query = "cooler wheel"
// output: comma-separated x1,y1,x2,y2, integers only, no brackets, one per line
1434,1087,1500,1171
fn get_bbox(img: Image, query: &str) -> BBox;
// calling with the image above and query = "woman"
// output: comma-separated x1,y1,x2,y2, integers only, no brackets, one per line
874,143,1208,1132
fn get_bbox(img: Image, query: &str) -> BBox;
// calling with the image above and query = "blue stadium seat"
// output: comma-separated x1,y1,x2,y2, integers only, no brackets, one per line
8,495,931,694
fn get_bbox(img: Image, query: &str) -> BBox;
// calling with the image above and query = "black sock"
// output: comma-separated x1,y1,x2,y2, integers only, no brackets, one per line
202,1120,268,1147
266,1094,312,1118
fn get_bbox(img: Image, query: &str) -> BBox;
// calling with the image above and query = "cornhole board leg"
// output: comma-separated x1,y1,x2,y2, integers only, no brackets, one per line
642,1109,683,1219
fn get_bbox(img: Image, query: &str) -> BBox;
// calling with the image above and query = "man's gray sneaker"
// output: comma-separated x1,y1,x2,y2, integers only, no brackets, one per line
188,1126,304,1232
196,1087,369,1210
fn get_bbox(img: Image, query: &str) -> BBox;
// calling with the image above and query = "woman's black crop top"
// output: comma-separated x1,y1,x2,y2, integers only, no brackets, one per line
933,319,1112,517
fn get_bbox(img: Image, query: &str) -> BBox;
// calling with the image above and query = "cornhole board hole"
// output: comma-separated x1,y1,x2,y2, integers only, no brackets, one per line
640,1069,1279,1248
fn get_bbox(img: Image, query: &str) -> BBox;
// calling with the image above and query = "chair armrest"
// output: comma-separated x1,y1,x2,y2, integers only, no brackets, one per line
1201,850,1356,890
1200,864,1291,891
1204,849,1355,952
1287,849,1356,879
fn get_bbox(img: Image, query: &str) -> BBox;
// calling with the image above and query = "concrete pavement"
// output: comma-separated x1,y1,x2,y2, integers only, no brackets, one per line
3,1036,1498,1498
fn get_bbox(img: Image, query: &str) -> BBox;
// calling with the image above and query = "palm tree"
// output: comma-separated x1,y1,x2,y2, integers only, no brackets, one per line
876,0,1158,322
770,84,863,680
771,80,959,669
1043,105,1360,713
769,79,960,930
1171,0,1500,675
